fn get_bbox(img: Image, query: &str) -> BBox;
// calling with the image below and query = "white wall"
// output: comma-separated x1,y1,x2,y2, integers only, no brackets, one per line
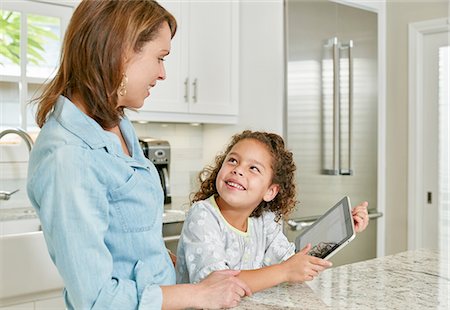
202,0,285,166
385,0,449,255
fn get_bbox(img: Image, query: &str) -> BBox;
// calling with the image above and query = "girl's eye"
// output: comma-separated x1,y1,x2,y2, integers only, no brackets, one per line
250,166,261,173
158,57,165,63
228,158,237,164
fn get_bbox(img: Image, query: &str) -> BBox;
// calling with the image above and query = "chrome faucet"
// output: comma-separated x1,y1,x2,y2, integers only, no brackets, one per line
0,127,34,200
0,128,34,153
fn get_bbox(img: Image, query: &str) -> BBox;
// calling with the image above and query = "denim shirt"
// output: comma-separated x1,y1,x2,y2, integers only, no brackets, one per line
27,96,175,309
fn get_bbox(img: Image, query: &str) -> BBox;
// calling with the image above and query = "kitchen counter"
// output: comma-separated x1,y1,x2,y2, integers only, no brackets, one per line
236,249,449,309
0,201,188,224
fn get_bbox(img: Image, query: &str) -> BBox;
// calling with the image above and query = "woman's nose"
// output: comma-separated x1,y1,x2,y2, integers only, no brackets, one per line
159,62,166,80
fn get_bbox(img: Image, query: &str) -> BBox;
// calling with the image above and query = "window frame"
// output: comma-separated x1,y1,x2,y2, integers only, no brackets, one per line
0,0,74,131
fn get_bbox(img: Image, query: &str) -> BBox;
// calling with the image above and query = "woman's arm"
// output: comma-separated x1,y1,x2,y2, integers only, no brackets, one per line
161,270,251,310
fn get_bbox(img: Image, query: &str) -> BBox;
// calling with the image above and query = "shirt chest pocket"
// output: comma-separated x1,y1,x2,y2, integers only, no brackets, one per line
108,169,162,233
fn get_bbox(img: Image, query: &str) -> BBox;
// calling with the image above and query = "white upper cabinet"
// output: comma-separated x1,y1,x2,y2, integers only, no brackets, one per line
128,0,239,124
139,0,187,114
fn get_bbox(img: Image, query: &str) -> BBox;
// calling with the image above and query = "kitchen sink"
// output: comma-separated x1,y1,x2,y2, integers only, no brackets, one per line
0,231,63,304
0,208,186,304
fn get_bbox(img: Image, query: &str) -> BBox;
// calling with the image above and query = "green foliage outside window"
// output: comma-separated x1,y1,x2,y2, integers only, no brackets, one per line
0,10,59,66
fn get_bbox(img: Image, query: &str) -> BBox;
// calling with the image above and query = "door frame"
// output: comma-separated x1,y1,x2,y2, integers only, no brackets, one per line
407,17,450,250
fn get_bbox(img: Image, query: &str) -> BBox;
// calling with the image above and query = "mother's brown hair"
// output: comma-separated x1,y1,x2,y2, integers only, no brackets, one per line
34,0,177,129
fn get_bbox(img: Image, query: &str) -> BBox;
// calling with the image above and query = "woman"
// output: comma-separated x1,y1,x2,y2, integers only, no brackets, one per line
27,1,250,309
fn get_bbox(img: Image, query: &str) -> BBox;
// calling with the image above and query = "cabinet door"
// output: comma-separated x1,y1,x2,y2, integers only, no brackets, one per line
128,0,239,122
188,1,238,115
140,0,189,113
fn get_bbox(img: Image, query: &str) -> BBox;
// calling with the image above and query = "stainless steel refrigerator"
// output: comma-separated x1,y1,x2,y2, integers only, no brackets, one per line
284,0,382,266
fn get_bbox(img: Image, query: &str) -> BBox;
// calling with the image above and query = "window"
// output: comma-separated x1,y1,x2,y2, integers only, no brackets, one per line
0,0,73,132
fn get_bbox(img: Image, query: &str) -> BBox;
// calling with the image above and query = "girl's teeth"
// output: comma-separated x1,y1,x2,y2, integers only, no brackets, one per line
227,181,244,190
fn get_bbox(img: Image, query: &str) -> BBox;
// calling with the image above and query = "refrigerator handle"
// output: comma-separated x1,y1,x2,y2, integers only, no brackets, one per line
340,40,354,176
286,211,383,231
323,37,340,175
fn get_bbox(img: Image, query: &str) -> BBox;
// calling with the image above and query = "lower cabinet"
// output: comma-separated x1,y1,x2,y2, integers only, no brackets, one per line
163,221,183,254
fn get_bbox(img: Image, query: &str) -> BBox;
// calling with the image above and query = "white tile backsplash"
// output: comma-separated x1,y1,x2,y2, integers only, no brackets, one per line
0,142,31,179
1,122,205,199
133,122,204,197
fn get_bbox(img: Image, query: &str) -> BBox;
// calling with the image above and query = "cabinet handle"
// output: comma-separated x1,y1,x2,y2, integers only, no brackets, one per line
286,211,383,231
192,78,198,103
184,78,189,103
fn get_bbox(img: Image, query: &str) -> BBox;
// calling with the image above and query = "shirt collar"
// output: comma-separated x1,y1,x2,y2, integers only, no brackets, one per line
52,96,133,154
52,96,150,169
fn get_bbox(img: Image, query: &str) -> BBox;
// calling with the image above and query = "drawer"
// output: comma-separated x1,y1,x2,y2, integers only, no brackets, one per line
163,221,183,254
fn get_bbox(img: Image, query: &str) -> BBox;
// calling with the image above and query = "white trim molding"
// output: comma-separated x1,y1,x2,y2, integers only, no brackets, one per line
407,17,450,250
375,0,387,259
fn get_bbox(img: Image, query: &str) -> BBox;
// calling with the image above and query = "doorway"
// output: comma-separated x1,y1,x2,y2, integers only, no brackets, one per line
408,18,449,254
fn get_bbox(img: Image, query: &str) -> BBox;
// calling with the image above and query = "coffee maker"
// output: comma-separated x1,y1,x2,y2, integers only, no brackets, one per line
139,137,171,204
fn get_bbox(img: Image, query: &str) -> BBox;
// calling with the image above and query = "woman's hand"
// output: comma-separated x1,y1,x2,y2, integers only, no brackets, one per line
281,244,332,282
352,201,369,233
195,269,252,309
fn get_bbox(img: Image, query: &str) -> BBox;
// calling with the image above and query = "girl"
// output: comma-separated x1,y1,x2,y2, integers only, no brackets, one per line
176,130,369,293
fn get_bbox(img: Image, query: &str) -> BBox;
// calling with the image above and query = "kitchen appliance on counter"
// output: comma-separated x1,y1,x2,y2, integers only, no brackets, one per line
139,137,171,204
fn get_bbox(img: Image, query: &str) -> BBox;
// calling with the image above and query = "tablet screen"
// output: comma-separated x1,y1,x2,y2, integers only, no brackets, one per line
295,196,355,259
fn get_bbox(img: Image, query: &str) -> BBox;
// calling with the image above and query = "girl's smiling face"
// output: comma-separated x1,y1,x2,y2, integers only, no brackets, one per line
215,138,280,213
117,22,171,109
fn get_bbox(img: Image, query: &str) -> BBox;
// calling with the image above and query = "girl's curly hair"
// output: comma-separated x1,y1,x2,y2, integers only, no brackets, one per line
192,130,297,221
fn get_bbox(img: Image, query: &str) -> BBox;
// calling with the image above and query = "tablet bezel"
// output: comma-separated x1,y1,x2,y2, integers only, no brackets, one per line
294,196,355,260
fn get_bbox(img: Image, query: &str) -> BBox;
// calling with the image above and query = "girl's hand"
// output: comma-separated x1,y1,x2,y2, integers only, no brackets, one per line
352,201,369,233
167,249,177,266
282,244,332,282
195,269,252,309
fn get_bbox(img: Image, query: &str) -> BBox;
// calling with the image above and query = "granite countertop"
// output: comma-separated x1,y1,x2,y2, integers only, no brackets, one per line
0,179,189,224
0,200,189,224
236,249,449,309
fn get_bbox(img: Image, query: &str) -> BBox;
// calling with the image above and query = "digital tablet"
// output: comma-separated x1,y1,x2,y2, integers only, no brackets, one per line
294,196,355,260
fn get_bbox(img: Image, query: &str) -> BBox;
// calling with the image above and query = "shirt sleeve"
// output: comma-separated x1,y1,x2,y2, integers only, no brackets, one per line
262,212,296,266
27,145,161,309
177,203,229,283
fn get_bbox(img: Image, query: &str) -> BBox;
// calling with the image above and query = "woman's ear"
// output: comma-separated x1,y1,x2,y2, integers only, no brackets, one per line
263,184,280,202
